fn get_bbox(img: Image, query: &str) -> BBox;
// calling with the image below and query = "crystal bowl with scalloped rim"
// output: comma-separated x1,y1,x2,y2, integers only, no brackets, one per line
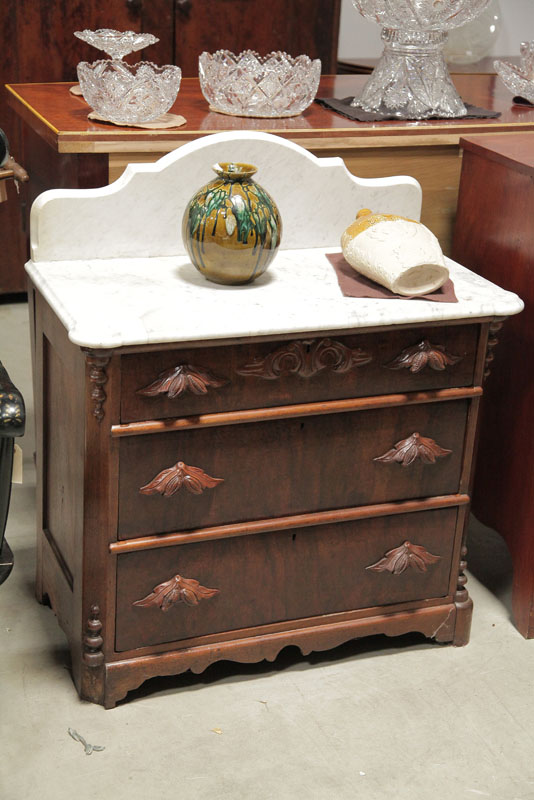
77,59,182,124
198,50,321,118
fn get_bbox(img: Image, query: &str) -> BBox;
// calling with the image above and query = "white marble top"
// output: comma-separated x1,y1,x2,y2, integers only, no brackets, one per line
26,248,523,350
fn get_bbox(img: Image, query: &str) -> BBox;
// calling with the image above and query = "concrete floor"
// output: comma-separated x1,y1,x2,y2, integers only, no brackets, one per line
1,299,533,800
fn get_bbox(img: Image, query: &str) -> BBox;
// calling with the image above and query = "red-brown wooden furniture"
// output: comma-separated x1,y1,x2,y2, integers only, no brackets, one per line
452,132,534,638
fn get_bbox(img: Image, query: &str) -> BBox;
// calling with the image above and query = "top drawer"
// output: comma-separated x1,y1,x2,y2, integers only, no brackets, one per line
120,324,479,423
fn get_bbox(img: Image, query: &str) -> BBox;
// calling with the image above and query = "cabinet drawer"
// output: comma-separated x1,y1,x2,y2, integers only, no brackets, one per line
115,507,458,652
117,399,468,539
120,325,479,422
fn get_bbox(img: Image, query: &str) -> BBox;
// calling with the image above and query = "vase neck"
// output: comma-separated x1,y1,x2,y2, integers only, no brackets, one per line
212,162,257,181
382,27,447,53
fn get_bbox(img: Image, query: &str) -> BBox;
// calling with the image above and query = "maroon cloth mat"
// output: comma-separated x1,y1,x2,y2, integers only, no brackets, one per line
327,252,458,303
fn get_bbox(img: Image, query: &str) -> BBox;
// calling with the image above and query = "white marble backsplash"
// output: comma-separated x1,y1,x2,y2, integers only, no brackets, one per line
30,131,422,264
26,249,523,349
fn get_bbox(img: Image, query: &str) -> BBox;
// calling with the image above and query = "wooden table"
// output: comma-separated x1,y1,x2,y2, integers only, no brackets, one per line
452,133,534,639
7,74,534,261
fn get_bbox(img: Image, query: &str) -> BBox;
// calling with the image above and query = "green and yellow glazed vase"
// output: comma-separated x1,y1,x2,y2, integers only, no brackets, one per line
182,162,282,285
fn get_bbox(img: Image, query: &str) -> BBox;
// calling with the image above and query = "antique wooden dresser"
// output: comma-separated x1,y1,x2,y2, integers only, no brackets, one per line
26,132,522,706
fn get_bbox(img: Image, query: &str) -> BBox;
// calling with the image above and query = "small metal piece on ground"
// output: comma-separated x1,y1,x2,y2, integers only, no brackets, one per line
68,728,105,755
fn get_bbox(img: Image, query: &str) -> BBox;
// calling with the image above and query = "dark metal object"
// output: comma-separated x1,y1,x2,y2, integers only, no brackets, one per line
0,360,25,585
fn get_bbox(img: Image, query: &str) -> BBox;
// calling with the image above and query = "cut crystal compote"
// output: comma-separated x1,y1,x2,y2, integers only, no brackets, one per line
495,41,534,105
74,28,181,124
351,0,492,119
199,50,321,117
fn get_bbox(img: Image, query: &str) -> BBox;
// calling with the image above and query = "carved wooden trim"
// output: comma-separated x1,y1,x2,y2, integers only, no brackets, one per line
82,605,104,667
374,432,452,466
484,320,505,381
366,541,442,575
455,544,469,605
137,364,228,399
139,461,224,497
385,339,462,373
133,574,220,611
236,338,372,380
87,356,110,422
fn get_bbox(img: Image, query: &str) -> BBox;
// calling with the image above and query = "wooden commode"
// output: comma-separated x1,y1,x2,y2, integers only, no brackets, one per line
27,132,522,706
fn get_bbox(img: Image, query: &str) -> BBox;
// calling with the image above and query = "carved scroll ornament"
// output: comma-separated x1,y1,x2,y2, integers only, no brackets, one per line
237,338,372,380
366,541,442,575
139,461,224,497
137,364,227,399
374,432,452,467
133,574,219,611
385,339,462,373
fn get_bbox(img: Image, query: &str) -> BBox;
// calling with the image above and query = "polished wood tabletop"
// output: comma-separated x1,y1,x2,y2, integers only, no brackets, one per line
7,74,534,154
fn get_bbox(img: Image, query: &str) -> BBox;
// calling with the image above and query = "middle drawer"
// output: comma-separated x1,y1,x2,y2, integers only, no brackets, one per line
117,399,469,539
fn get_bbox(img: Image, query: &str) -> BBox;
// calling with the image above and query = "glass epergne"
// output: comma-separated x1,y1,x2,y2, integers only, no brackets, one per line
350,0,492,119
75,28,182,124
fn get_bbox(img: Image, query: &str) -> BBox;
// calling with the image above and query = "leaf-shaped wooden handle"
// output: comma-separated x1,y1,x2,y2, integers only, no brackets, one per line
366,541,442,575
137,364,227,399
139,461,224,496
385,340,462,373
133,574,219,611
374,432,451,467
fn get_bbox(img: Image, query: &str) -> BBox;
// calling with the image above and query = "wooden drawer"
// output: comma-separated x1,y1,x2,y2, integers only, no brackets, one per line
120,325,479,422
117,399,469,539
115,507,458,652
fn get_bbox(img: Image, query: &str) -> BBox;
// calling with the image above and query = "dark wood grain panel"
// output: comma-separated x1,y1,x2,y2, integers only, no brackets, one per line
174,0,341,76
117,399,469,538
116,506,457,651
453,134,534,637
120,325,478,422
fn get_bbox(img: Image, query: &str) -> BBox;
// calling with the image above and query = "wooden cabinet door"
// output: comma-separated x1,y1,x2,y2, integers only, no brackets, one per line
174,0,341,76
13,0,174,82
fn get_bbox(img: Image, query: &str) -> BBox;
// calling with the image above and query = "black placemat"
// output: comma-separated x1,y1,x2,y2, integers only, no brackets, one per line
316,96,501,122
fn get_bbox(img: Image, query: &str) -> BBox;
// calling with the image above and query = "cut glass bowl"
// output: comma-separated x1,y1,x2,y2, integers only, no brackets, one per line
495,41,534,105
198,50,321,118
77,60,182,124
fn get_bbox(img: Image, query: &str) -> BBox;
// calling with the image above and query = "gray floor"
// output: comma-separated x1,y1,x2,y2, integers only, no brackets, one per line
1,299,533,800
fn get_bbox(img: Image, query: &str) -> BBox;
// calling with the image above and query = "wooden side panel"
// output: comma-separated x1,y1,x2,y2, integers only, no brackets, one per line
116,506,458,651
453,142,534,637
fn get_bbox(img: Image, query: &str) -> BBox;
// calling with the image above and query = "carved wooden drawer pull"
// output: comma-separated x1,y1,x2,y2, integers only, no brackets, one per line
374,432,451,467
366,541,442,575
237,338,371,380
137,364,227,398
133,574,220,611
139,461,224,496
385,339,462,373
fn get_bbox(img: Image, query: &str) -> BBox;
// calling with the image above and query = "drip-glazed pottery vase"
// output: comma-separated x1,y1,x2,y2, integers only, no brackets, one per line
182,162,282,285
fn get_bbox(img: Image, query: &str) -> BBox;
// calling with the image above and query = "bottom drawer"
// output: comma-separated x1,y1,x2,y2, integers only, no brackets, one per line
115,507,458,652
